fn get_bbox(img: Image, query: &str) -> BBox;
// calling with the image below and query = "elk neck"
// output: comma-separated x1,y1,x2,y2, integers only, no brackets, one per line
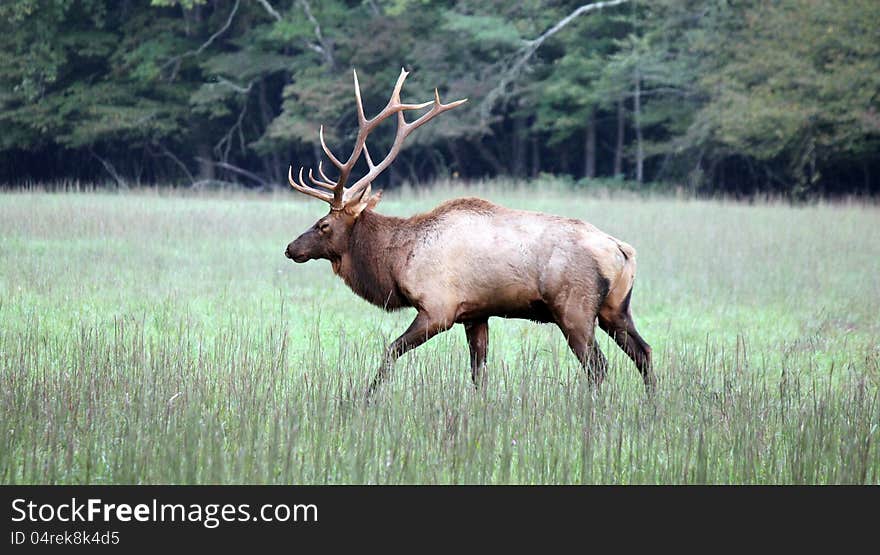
332,209,409,311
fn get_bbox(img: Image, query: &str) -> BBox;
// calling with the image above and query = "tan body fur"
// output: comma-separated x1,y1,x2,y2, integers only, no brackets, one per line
369,198,633,323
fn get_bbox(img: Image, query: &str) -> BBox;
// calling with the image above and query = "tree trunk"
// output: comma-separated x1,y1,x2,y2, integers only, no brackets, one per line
197,143,214,180
258,80,281,183
633,69,643,184
512,116,527,177
614,99,625,177
531,137,540,178
312,143,323,170
584,107,596,179
560,149,570,176
474,139,506,176
450,141,464,176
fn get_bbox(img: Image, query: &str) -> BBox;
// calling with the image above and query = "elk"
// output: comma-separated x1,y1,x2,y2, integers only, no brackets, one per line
284,68,655,397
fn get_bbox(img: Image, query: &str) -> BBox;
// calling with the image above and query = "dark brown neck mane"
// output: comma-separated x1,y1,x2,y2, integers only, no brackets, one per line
333,209,410,311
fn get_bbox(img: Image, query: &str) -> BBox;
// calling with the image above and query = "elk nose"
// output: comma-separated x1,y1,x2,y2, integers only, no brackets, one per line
284,246,293,259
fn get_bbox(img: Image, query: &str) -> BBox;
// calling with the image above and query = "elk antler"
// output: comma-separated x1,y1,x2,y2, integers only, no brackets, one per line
288,68,467,210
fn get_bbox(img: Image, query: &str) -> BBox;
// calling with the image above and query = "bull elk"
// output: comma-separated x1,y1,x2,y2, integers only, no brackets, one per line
284,68,656,397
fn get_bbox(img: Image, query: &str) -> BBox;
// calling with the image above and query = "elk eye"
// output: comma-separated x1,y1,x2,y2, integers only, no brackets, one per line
319,222,330,232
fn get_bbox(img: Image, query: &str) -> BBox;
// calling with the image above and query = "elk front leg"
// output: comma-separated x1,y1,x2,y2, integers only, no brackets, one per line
464,319,489,389
367,311,451,398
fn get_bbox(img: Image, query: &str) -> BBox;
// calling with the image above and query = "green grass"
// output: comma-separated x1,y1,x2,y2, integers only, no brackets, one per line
1,180,878,484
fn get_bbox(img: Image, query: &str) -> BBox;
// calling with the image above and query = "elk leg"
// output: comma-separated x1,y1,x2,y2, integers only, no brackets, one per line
566,330,607,386
464,319,489,389
554,313,607,385
591,341,608,382
599,314,656,392
367,311,451,398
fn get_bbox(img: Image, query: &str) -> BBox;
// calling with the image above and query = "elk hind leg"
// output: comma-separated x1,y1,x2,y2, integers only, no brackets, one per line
553,305,607,385
599,289,656,392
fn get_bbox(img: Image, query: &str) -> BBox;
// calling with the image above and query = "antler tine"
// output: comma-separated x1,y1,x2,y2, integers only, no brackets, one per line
317,160,336,184
307,168,337,191
353,69,367,126
319,125,344,169
289,166,334,203
389,68,408,107
362,69,433,133
382,68,440,111
362,143,376,170
405,89,468,134
356,182,372,203
386,69,434,111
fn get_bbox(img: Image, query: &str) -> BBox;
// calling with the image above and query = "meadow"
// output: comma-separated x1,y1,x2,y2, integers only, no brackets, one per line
1,180,878,484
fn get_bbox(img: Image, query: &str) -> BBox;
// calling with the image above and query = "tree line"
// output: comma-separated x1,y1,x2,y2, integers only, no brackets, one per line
1,0,878,195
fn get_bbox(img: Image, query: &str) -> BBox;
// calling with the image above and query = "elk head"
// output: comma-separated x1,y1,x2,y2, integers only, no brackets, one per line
284,68,466,263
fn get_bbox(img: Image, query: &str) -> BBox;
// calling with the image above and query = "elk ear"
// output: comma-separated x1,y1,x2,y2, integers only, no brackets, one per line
366,189,383,210
344,186,382,218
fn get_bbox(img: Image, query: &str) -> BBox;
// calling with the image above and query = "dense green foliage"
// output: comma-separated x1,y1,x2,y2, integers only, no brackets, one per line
2,183,878,483
1,0,878,194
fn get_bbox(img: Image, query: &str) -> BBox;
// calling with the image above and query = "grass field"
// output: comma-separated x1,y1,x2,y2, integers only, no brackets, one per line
1,180,878,484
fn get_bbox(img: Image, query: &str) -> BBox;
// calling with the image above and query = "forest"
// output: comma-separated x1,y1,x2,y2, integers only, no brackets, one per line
1,0,878,195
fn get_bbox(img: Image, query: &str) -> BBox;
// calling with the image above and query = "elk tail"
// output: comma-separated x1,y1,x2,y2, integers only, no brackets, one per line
614,239,636,263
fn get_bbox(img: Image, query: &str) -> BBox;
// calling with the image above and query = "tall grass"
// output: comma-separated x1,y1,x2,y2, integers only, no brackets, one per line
0,180,878,484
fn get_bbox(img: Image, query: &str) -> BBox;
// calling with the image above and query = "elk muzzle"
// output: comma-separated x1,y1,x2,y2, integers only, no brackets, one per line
285,240,311,263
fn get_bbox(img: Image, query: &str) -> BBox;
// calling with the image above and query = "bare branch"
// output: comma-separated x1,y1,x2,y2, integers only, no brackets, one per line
154,142,195,184
299,0,334,68
481,0,630,120
366,0,381,17
216,77,252,95
255,0,282,22
196,158,268,187
214,82,252,163
90,148,127,188
306,42,326,56
161,0,241,80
